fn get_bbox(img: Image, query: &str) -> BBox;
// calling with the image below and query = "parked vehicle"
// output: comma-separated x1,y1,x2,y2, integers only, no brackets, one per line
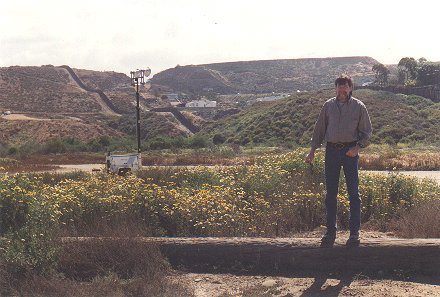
105,152,141,175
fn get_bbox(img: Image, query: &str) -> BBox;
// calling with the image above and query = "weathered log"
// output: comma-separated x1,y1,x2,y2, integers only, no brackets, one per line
153,237,440,277
62,237,440,277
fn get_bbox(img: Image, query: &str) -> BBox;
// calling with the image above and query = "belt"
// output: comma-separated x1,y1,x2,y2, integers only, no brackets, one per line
326,141,357,150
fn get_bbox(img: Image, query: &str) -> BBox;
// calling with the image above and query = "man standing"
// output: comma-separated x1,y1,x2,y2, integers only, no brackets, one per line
305,74,372,247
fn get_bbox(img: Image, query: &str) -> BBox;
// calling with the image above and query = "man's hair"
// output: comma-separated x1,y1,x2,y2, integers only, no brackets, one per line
335,74,353,87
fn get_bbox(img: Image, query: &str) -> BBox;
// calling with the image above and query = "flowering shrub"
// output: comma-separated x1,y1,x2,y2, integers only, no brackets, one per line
1,149,439,243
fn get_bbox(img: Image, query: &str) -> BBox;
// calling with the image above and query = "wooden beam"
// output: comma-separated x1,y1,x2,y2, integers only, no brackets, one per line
62,237,440,277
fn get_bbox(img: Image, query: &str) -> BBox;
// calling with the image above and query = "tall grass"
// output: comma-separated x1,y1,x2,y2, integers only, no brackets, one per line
360,144,440,170
1,238,192,297
388,198,440,238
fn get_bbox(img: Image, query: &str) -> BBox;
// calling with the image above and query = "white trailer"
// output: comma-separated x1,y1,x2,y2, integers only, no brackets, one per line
105,152,142,175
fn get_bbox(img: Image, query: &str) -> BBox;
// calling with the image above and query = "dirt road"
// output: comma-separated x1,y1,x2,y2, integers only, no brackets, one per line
1,113,52,121
54,164,104,173
365,170,440,184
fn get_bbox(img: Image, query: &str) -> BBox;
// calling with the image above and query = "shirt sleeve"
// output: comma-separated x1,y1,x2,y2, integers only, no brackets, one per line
310,103,327,150
357,105,373,148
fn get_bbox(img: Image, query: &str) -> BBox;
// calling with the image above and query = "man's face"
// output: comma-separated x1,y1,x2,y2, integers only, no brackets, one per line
336,82,352,100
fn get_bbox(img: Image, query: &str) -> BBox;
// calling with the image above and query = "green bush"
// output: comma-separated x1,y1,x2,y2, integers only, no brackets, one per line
188,135,209,148
0,175,61,276
148,136,176,150
10,136,137,156
212,134,226,144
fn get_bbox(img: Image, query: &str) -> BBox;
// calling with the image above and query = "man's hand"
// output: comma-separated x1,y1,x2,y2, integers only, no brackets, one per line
346,145,360,157
305,150,315,163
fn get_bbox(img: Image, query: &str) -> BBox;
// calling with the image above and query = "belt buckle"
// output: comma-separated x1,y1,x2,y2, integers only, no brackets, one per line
334,143,345,149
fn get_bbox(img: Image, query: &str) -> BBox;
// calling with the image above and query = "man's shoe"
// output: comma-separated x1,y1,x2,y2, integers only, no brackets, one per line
346,234,360,247
320,232,336,248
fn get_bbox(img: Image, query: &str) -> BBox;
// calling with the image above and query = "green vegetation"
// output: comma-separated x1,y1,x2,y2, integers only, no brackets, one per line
1,136,135,158
0,135,216,159
373,57,440,87
198,89,440,147
372,63,390,86
1,150,439,239
1,150,438,237
109,111,191,142
397,57,440,86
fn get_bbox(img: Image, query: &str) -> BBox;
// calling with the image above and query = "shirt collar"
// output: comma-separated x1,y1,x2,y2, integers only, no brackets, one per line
336,95,351,104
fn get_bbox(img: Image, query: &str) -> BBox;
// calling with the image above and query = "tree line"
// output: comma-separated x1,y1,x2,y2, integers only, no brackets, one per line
372,57,440,87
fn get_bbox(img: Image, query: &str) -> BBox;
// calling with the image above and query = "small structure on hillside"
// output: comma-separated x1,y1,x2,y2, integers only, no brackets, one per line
185,99,217,108
256,94,289,102
162,93,179,100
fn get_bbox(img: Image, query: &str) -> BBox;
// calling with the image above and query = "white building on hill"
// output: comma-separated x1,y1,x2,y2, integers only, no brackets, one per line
185,99,217,108
163,93,179,100
256,94,289,102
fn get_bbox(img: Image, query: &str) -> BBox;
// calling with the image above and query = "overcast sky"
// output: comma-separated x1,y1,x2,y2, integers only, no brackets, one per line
1,0,439,76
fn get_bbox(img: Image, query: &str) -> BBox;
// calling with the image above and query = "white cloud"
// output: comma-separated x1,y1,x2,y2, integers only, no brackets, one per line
1,0,439,75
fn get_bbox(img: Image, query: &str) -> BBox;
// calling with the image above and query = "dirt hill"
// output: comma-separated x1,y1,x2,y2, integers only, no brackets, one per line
0,65,154,114
72,67,152,114
0,65,102,113
0,115,124,145
150,56,379,95
0,65,189,147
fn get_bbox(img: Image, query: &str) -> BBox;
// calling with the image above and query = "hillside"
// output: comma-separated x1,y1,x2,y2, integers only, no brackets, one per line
150,56,378,95
198,89,440,146
0,116,124,145
0,65,155,114
72,68,155,114
1,64,439,152
0,66,102,113
0,65,190,149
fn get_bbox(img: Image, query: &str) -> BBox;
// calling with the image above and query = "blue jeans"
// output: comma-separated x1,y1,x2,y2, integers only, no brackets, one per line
325,145,360,235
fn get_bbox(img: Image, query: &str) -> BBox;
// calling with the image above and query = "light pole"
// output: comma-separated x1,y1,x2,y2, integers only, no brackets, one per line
130,68,151,154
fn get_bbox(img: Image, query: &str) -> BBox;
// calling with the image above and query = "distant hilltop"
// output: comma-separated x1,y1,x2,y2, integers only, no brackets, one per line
150,56,379,95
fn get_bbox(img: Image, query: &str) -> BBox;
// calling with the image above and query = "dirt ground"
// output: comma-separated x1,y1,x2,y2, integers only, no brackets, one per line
1,113,52,121
365,170,440,184
172,272,440,297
